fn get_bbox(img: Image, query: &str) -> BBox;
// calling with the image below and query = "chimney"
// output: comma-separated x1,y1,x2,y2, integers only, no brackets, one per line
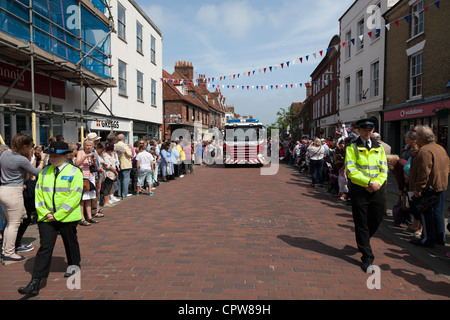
175,61,194,80
305,82,312,98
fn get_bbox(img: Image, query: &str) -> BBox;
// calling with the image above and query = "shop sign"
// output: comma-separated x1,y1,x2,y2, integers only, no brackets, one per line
0,61,65,99
88,119,132,132
384,100,450,121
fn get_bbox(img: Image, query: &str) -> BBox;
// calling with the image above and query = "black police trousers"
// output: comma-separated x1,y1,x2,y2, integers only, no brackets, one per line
32,221,81,279
350,184,384,263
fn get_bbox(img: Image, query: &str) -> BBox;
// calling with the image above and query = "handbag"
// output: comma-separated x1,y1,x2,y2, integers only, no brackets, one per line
83,178,95,192
411,186,439,215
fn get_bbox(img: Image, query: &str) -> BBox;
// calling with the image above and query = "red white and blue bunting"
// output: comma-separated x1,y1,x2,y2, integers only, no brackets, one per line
161,0,441,89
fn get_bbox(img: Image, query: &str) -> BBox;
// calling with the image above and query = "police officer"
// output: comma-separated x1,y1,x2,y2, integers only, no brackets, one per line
18,141,83,296
345,119,388,273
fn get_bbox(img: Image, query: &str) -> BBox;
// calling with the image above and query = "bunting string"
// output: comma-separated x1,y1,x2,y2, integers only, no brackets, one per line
170,0,440,84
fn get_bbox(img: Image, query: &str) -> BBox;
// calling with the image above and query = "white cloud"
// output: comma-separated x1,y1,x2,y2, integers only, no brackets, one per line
196,1,264,39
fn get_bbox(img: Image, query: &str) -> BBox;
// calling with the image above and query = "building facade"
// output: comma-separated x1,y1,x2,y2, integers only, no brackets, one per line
338,0,395,133
84,0,163,144
383,0,450,155
310,35,341,139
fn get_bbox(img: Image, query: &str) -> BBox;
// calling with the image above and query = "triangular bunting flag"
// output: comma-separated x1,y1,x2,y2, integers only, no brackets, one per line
359,35,364,41
350,38,355,45
394,20,399,27
368,31,372,38
286,61,290,67
280,63,284,69
269,66,272,72
299,57,303,63
434,1,440,9
404,15,409,23
305,55,309,61
319,50,323,56
386,23,391,30
313,52,316,59
342,42,346,47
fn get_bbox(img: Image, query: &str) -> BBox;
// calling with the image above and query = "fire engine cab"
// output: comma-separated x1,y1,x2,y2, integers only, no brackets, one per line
223,119,266,166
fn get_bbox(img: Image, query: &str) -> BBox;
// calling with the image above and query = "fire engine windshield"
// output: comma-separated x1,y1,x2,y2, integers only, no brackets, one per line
225,125,264,142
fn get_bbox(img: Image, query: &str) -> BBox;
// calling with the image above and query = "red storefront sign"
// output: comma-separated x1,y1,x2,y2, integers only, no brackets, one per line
384,100,450,121
0,61,65,100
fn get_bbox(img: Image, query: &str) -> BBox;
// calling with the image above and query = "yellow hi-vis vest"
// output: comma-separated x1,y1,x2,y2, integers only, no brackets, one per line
345,137,388,188
35,163,83,223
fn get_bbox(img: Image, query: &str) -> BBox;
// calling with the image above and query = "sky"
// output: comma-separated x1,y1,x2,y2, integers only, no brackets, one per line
135,0,356,126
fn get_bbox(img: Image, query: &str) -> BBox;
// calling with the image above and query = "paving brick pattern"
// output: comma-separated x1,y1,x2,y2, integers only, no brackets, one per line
0,163,449,300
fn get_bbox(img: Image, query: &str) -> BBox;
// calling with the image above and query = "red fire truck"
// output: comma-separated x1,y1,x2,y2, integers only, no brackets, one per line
223,119,266,166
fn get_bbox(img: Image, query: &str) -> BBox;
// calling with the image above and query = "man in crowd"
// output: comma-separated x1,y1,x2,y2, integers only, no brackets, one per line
409,125,449,248
115,134,132,198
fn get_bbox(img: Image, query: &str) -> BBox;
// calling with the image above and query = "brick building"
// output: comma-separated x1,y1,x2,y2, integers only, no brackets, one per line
383,0,450,154
310,35,341,139
162,61,226,141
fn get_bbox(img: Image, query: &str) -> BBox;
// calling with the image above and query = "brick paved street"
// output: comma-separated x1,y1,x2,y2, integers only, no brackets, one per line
0,163,449,301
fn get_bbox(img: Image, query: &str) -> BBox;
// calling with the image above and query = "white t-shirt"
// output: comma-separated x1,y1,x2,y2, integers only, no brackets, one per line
308,146,325,160
136,151,154,171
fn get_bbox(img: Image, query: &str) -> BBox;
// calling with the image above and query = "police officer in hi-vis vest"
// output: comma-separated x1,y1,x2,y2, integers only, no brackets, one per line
345,119,388,273
19,141,83,296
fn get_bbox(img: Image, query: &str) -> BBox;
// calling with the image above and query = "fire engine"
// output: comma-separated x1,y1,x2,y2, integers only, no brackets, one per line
223,119,266,166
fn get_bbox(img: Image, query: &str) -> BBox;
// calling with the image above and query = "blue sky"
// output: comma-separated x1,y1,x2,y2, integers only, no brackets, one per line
135,0,355,125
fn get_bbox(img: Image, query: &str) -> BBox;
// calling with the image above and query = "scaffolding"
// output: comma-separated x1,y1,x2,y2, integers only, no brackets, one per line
0,0,117,145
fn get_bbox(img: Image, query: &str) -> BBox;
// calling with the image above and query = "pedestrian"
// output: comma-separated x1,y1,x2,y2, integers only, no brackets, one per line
345,118,388,273
183,140,194,174
18,141,84,296
160,142,171,182
0,134,44,265
176,139,185,177
76,138,98,226
307,138,325,188
87,132,102,217
115,134,132,198
100,142,118,208
409,125,449,248
136,145,154,195
372,132,391,155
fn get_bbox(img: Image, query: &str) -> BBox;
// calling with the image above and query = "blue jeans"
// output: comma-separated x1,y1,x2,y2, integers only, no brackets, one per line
118,168,131,197
310,159,323,185
421,191,446,246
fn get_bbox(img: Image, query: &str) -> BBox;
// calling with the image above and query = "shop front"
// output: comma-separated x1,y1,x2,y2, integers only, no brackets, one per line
383,99,450,155
133,121,161,143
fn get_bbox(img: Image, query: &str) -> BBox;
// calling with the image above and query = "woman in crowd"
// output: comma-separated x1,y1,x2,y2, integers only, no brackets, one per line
307,138,325,188
0,134,44,264
160,142,170,182
403,132,422,238
136,145,154,195
76,138,98,226
100,142,118,207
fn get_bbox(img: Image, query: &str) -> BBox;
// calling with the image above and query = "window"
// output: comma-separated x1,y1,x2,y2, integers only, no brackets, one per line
410,53,423,98
344,77,350,106
411,0,424,37
371,61,380,98
137,71,143,101
186,106,189,121
372,3,381,41
357,18,364,51
151,79,156,105
345,30,351,59
118,2,126,41
151,35,156,64
136,21,143,54
118,59,127,96
356,70,363,102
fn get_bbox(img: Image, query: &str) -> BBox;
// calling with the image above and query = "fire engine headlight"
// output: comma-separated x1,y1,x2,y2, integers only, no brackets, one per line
257,153,263,158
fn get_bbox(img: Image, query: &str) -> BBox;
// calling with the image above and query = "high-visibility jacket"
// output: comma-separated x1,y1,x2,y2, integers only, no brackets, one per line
345,137,388,188
35,163,83,223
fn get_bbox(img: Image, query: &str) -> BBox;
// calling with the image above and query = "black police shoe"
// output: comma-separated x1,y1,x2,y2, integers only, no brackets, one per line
361,260,374,274
18,278,41,296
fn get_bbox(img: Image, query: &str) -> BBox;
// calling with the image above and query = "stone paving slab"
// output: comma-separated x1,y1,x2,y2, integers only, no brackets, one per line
0,163,449,301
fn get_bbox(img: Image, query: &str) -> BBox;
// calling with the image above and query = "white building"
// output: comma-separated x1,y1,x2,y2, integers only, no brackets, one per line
84,0,163,144
338,0,399,131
